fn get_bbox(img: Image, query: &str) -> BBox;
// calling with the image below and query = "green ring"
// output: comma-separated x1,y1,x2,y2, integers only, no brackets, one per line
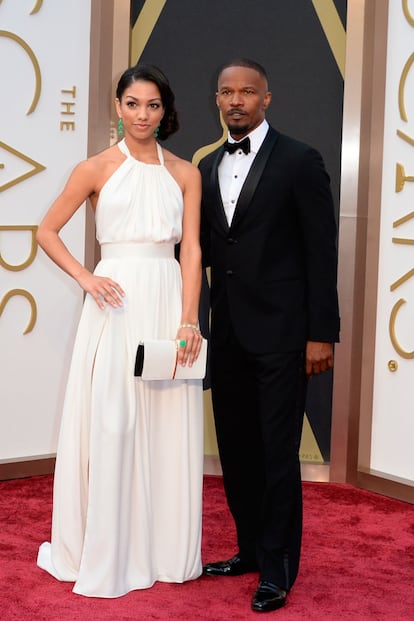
179,339,187,347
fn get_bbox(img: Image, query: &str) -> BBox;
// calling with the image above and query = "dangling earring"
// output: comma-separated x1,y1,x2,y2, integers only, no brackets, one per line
118,118,124,138
154,126,160,138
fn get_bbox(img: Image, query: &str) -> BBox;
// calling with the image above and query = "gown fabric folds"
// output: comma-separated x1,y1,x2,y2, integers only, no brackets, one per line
37,140,204,598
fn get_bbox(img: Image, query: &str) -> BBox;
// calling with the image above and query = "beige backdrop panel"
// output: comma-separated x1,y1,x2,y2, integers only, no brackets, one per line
370,2,414,482
0,1,91,462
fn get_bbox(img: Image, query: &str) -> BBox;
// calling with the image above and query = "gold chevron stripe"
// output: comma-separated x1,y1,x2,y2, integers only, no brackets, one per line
192,113,227,166
130,0,167,64
300,414,324,463
311,0,346,78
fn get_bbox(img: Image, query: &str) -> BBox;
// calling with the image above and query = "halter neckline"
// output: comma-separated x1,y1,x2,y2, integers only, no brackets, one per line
118,138,164,166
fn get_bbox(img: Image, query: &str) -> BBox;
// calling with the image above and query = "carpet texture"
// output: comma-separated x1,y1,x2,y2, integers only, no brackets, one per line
0,474,413,620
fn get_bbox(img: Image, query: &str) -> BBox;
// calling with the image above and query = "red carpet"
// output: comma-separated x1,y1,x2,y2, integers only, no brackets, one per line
1,474,413,620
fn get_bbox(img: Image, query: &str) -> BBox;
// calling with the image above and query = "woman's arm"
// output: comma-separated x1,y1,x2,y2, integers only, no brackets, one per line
176,162,203,365
37,158,124,309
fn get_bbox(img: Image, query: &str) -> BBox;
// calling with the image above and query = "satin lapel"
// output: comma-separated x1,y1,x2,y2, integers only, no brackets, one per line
230,128,279,231
209,146,229,232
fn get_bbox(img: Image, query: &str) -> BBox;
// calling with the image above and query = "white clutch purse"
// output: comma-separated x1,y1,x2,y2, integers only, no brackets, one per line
134,338,207,380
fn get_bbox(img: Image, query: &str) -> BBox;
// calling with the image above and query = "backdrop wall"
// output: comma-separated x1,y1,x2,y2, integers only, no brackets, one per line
129,0,346,467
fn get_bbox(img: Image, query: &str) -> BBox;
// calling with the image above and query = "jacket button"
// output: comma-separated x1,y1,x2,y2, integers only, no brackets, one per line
226,270,233,276
227,237,237,244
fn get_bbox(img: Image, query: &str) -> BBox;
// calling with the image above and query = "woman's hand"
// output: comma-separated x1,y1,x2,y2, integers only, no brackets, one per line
76,269,125,310
176,324,203,366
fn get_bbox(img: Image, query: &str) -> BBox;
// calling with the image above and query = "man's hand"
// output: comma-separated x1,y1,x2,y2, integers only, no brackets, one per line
305,341,334,377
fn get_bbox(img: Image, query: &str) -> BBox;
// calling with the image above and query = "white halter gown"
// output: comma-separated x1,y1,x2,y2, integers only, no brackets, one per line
37,139,204,597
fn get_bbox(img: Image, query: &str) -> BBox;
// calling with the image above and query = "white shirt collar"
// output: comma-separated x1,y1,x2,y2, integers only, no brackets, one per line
227,119,269,154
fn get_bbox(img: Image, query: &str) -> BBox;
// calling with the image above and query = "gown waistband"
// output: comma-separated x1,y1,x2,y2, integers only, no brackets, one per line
100,242,175,260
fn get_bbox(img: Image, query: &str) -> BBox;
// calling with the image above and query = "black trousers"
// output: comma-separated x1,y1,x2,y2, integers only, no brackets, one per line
210,328,306,590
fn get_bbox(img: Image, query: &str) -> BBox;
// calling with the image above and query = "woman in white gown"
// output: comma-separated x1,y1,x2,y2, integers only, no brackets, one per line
36,65,204,598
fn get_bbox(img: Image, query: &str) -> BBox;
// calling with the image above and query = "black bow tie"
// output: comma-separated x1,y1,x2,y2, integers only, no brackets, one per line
223,137,251,155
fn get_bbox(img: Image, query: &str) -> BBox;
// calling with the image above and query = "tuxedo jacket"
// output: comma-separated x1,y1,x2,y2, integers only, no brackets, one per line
199,126,340,354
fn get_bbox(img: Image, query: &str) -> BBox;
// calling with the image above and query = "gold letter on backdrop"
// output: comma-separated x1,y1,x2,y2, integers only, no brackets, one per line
0,142,45,192
0,31,41,114
0,225,38,271
0,289,37,334
389,298,414,358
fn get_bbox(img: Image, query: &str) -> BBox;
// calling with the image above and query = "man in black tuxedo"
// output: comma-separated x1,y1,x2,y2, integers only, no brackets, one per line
199,59,340,613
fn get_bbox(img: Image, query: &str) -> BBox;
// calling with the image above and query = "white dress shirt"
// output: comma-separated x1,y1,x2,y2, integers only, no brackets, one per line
218,119,269,226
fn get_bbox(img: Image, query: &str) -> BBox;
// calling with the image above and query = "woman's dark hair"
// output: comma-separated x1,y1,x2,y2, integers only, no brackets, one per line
116,64,179,140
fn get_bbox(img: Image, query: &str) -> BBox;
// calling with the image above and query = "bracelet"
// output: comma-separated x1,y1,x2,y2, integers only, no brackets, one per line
179,323,199,331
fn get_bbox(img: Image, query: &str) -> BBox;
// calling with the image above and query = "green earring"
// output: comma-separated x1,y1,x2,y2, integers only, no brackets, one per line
154,126,160,138
118,118,124,137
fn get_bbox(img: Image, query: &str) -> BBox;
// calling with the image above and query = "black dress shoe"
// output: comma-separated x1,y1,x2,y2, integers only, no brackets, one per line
203,554,258,577
251,580,287,612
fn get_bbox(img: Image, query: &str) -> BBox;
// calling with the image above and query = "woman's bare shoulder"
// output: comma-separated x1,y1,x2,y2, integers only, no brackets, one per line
162,148,200,187
88,143,124,168
72,143,125,191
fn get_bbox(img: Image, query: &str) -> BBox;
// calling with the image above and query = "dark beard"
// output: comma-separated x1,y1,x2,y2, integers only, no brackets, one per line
227,123,249,136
